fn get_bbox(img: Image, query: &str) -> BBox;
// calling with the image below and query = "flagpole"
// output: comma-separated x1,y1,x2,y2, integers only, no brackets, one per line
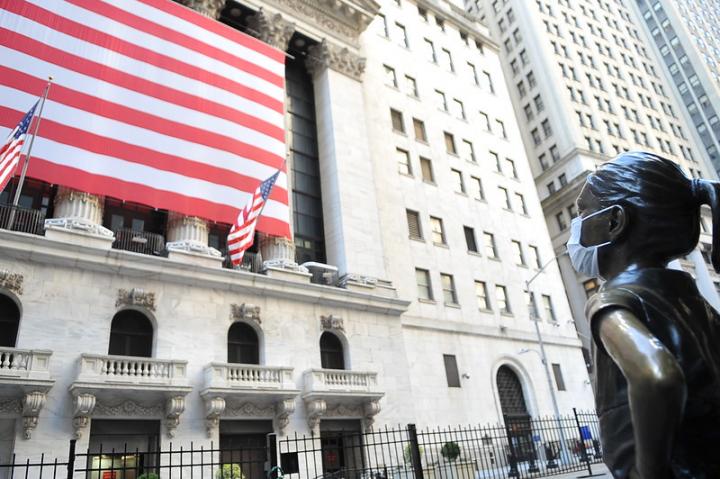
7,77,52,231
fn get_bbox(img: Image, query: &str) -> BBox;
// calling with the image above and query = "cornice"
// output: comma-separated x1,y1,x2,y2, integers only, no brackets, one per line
0,231,410,316
416,0,498,52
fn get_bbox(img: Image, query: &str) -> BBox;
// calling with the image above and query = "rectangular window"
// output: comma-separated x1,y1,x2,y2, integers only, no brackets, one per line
390,109,405,133
435,90,448,111
460,140,475,163
395,23,409,48
484,232,497,258
441,48,454,72
405,75,418,98
413,118,427,141
528,291,539,319
556,212,567,231
441,273,458,304
406,209,422,240
430,216,446,244
444,132,457,154
499,186,511,210
451,169,465,193
452,99,466,120
495,120,507,139
483,71,495,93
552,363,566,391
475,281,490,310
396,148,412,175
534,94,545,112
529,245,541,268
424,38,437,63
468,62,479,85
464,226,477,252
420,157,434,183
479,112,491,131
416,268,433,300
490,151,501,172
543,295,556,322
505,158,518,179
512,240,525,266
515,193,528,214
384,65,397,87
471,176,484,200
378,13,389,37
443,354,461,387
496,285,511,314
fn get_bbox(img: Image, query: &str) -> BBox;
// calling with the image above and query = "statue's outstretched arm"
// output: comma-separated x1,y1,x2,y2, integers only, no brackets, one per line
597,308,687,479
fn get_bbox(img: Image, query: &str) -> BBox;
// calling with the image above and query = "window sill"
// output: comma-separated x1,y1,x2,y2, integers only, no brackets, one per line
399,172,414,178
500,312,514,318
415,139,430,146
409,236,425,243
487,256,502,262
444,302,461,309
423,180,437,186
467,251,482,257
393,130,408,136
433,242,449,249
455,191,468,197
418,298,436,304
478,307,493,313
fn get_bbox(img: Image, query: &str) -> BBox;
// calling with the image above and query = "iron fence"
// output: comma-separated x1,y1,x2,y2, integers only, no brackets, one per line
0,412,603,479
0,204,46,235
112,228,165,256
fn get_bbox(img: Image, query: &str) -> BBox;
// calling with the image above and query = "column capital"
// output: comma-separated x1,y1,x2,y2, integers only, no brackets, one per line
247,8,295,51
306,40,366,81
175,0,225,19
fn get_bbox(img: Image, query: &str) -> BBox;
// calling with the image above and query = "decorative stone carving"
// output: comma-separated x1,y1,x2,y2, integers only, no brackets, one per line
0,397,22,415
0,270,23,296
259,235,308,273
274,398,295,434
225,401,275,418
230,303,261,324
165,396,186,438
305,398,326,431
45,187,114,239
324,403,362,417
247,8,295,51
363,399,381,430
21,391,46,439
204,396,226,438
306,39,366,81
94,400,164,417
116,288,156,312
338,273,378,288
175,0,225,19
165,212,222,258
320,315,344,332
72,393,97,439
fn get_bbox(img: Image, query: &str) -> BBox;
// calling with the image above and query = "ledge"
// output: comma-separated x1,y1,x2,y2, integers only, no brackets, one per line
0,230,410,316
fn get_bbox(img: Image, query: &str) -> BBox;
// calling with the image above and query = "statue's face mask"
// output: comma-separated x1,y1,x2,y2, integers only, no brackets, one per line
567,206,616,278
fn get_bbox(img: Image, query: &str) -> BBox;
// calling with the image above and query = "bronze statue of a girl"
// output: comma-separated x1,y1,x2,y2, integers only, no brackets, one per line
569,151,720,478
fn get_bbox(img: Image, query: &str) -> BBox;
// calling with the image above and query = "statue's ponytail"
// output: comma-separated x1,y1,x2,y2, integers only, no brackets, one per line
692,179,720,272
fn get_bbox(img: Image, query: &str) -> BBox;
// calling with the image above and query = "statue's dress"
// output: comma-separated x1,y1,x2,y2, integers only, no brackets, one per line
586,268,720,479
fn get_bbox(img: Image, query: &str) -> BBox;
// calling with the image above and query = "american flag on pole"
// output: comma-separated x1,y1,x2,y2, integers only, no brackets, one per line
0,100,38,193
228,171,280,266
0,0,290,237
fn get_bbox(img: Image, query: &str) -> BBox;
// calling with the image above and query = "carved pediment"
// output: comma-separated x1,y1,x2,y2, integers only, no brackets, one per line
0,270,23,296
116,288,156,312
320,314,344,332
230,303,261,324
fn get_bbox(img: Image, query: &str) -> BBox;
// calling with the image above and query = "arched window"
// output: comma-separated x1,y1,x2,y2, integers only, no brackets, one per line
320,332,345,370
496,365,529,418
0,294,20,347
108,310,153,357
228,322,259,364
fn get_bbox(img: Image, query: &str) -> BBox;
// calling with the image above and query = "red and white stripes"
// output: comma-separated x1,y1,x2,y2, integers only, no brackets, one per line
0,0,290,237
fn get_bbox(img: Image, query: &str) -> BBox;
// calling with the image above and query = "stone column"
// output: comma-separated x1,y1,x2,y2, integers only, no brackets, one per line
247,8,295,51
174,0,225,19
305,40,389,285
44,187,114,249
166,212,222,268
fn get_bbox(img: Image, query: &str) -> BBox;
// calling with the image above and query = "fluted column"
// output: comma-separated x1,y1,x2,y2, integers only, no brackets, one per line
166,212,222,267
44,187,114,249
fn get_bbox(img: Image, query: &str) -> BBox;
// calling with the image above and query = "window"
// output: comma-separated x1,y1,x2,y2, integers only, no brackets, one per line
552,363,566,391
405,75,419,97
451,169,465,193
430,216,446,244
108,310,153,358
443,354,461,387
396,148,412,175
483,71,495,93
377,13,389,37
416,268,433,300
499,186,511,210
484,232,497,258
441,49,454,72
475,281,490,310
452,99,466,120
471,176,484,200
435,17,445,32
542,295,556,322
496,285,511,314
420,157,434,183
441,273,458,304
532,128,542,145
558,173,567,187
527,291,539,319
468,62,479,85
435,90,448,111
490,151,501,172
413,118,427,141
395,23,409,48
515,193,528,215
424,38,437,63
534,94,544,112
444,132,457,154
547,181,556,194
0,294,20,347
320,332,345,369
541,119,553,138
464,226,478,252
556,212,567,231
418,6,428,21
479,111,491,131
460,140,475,162
505,158,518,178
529,245,541,268
227,322,260,364
406,209,422,240
495,120,507,139
384,65,397,88
390,109,405,133
511,240,525,266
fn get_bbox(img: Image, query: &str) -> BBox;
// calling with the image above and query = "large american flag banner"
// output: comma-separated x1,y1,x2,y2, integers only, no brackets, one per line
0,0,290,237
228,170,280,266
0,100,38,192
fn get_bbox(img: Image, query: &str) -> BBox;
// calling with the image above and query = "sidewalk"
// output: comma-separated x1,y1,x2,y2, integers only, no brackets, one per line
547,464,611,478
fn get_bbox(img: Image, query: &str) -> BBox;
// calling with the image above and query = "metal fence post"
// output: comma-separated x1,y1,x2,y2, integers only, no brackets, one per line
573,408,593,476
267,433,280,479
502,415,520,478
66,439,76,479
406,424,424,479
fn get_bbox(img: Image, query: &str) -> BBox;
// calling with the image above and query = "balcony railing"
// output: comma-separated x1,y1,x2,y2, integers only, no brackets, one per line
204,362,295,390
0,204,45,236
303,369,379,394
112,228,165,256
76,354,187,387
0,347,52,379
222,251,262,272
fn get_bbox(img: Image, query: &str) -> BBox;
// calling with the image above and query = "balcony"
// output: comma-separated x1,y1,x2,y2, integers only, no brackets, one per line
200,363,300,435
72,353,189,390
0,204,46,236
302,369,384,430
111,228,165,256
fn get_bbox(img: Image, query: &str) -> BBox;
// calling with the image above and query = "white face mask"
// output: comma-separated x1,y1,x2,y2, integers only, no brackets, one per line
566,207,613,278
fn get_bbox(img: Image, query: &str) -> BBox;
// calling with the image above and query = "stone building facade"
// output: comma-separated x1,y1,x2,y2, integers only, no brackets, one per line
0,0,593,464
